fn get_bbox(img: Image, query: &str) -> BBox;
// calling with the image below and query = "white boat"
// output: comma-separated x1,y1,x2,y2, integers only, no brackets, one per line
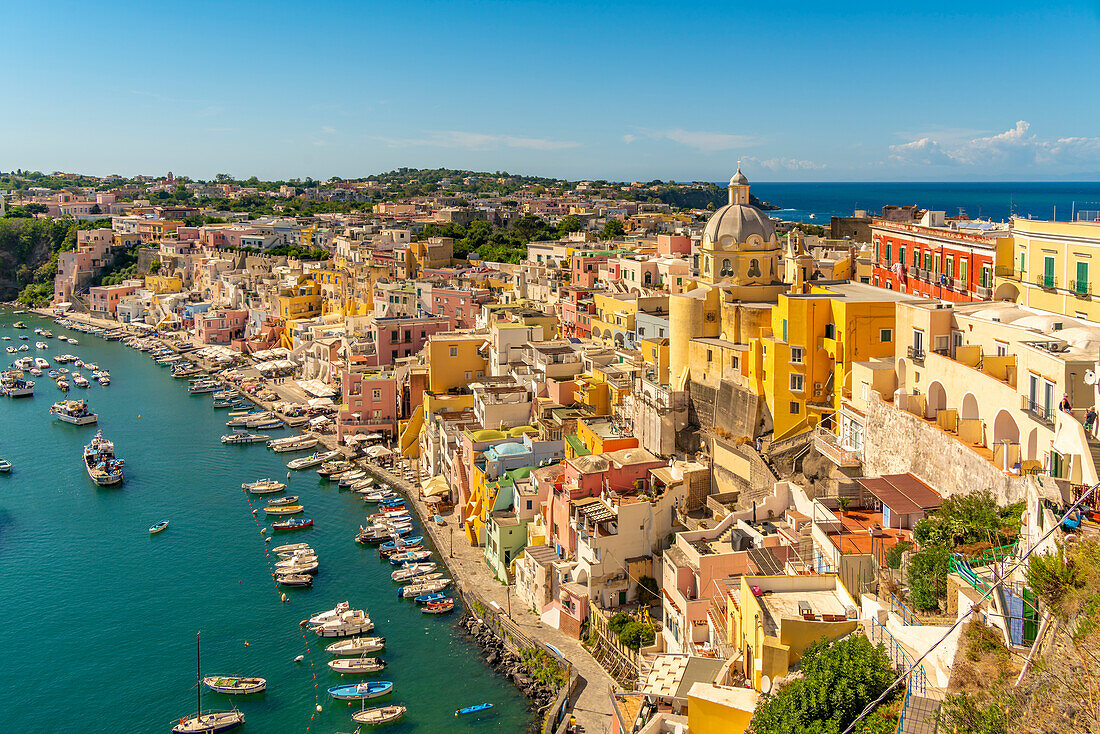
325,636,386,655
221,433,270,445
0,459,11,472
241,479,286,494
173,632,245,734
390,563,437,581
351,705,406,727
276,557,318,574
34,357,50,369
271,542,312,554
398,579,452,597
84,430,124,486
72,373,90,388
287,450,340,470
50,399,98,425
202,676,266,695
307,602,351,626
267,435,319,453
311,609,374,637
328,657,386,675
35,341,48,349
1,370,35,398
338,470,367,487
275,554,317,571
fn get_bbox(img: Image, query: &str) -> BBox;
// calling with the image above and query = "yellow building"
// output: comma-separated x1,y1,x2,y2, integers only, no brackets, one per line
732,575,858,690
426,332,489,394
638,337,670,384
995,218,1100,322
144,274,183,294
276,275,322,320
686,683,757,734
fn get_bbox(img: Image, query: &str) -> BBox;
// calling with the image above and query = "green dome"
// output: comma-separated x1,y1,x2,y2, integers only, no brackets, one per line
471,429,506,442
508,425,536,437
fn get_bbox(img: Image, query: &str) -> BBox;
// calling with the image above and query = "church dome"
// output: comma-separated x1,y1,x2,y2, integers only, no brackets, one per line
729,167,749,186
703,203,775,246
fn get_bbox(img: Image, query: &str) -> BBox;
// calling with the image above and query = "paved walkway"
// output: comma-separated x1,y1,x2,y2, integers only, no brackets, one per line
363,460,615,734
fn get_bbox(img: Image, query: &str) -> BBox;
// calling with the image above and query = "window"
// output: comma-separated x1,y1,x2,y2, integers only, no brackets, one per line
790,346,803,364
782,319,788,342
981,265,993,288
372,409,382,419
706,349,713,362
933,253,941,276
945,257,954,278
912,249,920,267
874,243,880,262
731,355,739,370
391,349,398,360
924,252,932,270
465,371,471,379
880,328,892,343
790,401,800,414
1042,256,1055,288
959,259,968,285
898,246,906,268
995,341,1008,357
449,346,458,357
1076,261,1090,294
912,328,925,354
372,389,382,400
790,374,805,392
884,244,892,264
824,323,836,339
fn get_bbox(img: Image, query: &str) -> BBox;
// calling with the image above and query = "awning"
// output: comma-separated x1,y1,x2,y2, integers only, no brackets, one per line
365,445,393,458
345,434,369,445
364,432,383,440
307,397,334,407
422,475,450,497
425,495,444,504
309,416,331,427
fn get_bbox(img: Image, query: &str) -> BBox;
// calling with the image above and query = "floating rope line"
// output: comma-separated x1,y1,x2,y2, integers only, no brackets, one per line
242,487,322,731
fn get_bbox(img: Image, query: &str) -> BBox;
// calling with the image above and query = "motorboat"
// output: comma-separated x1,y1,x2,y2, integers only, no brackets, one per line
71,373,89,388
312,609,374,637
150,520,170,534
242,479,286,494
264,504,303,516
35,341,48,349
379,536,423,551
403,572,444,585
391,563,437,582
12,322,26,329
387,549,431,566
220,433,270,445
272,518,312,531
455,702,493,717
276,557,318,574
267,435,318,453
188,381,218,394
0,459,11,473
56,380,70,391
327,681,392,701
287,450,339,470
202,677,266,695
275,573,313,587
338,470,367,488
0,370,35,397
414,592,446,605
325,636,385,656
352,705,406,726
422,598,455,614
328,657,386,675
397,579,452,598
34,357,50,369
250,419,284,431
173,633,245,734
84,431,124,486
96,374,110,386
50,399,98,425
317,461,353,477
267,495,299,506
363,491,398,503
271,542,311,554
308,602,351,626
13,356,34,370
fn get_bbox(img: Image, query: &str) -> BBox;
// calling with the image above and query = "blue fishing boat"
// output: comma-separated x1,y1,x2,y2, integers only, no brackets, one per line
414,592,446,605
327,681,393,701
149,520,170,535
455,702,493,717
378,497,405,506
379,536,423,551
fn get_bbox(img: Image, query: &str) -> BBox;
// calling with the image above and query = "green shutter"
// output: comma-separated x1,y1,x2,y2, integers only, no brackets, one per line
1077,261,1089,294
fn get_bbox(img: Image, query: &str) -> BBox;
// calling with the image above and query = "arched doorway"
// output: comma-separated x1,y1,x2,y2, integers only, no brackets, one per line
1026,428,1039,461
993,410,1020,445
961,393,979,421
994,282,1020,302
926,381,947,419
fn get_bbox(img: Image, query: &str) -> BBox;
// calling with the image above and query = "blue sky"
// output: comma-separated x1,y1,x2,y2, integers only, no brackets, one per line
2,0,1098,181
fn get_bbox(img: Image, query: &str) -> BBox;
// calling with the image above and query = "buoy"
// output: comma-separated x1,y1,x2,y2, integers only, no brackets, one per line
264,537,271,543
315,704,322,713
244,641,250,646
294,654,305,663
281,593,288,602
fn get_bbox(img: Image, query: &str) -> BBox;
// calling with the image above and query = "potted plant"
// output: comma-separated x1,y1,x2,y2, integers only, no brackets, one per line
837,497,851,516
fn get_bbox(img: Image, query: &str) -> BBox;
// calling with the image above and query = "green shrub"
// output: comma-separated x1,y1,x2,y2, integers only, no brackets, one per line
908,544,951,611
608,611,631,636
618,621,655,651
1026,545,1083,614
885,541,912,570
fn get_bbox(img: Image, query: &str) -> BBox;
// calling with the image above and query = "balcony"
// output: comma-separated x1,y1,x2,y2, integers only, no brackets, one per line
1034,274,1058,291
907,345,926,363
1021,397,1055,426
918,268,930,281
996,266,1025,280
1070,280,1093,298
974,285,993,298
814,426,862,467
907,265,920,278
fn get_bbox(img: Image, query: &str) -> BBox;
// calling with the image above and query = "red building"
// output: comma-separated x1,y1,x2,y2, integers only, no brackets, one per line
870,216,1007,302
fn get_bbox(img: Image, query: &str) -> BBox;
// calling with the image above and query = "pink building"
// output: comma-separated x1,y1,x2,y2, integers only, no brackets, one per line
571,252,608,288
54,229,117,304
338,370,398,441
366,315,452,366
88,282,139,316
657,234,691,256
422,285,489,329
560,288,595,338
195,309,247,344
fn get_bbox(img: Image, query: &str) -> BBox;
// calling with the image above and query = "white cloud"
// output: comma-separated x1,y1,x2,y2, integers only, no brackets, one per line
624,128,754,152
890,121,1100,169
743,155,824,171
321,125,337,134
380,130,580,151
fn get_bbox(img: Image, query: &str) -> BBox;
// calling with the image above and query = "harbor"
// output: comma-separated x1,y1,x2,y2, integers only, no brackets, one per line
0,309,534,733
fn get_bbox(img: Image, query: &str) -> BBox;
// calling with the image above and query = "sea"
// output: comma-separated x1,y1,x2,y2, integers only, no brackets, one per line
0,310,533,733
747,181,1100,225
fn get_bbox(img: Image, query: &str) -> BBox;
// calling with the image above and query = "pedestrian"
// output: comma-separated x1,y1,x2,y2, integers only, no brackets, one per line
1086,406,1098,435
1059,393,1072,413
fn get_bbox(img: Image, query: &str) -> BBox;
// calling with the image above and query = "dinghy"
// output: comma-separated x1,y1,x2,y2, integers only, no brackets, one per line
325,636,386,655
275,573,313,588
272,517,312,531
327,681,393,701
423,598,455,614
455,702,493,717
328,657,386,675
351,704,406,726
149,520,170,535
202,677,266,695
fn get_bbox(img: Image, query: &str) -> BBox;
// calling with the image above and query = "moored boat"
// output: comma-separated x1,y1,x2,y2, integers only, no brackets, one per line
274,573,313,588
327,681,392,701
242,479,285,493
0,459,11,473
328,657,386,674
423,598,455,614
0,370,35,398
84,430,124,486
307,602,350,626
267,434,319,453
414,591,446,605
173,632,245,734
267,495,299,506
388,550,432,565
455,702,493,717
398,579,452,597
50,399,98,425
149,520,170,535
352,705,406,727
264,504,304,516
287,450,340,470
271,542,312,554
272,517,312,531
325,636,385,655
391,563,437,581
312,609,374,637
220,433,270,445
202,676,266,695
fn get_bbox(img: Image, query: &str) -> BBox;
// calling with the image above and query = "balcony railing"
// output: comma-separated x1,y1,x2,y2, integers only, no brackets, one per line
907,345,925,363
1070,280,1092,297
907,265,920,278
974,284,993,298
1034,274,1058,290
813,426,861,467
1022,397,1055,426
996,266,1025,280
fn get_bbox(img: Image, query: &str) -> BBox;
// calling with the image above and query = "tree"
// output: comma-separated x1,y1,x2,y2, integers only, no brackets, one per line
637,576,659,606
89,203,102,215
908,544,952,610
749,635,899,734
601,218,625,239
557,215,584,236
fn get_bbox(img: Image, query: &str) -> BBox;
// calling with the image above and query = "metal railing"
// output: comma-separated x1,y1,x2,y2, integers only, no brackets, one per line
1022,397,1055,426
1034,274,1058,290
974,284,993,298
996,266,1025,280
907,345,925,362
868,617,927,696
813,426,862,467
1070,280,1093,297
889,592,923,627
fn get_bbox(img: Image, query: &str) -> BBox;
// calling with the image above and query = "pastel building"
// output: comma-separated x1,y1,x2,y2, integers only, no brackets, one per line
195,309,247,344
338,369,398,441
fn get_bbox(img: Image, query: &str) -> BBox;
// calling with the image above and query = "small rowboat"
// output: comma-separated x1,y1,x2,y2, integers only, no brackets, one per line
414,592,446,605
275,573,313,588
455,702,493,716
0,459,11,473
328,681,392,701
242,479,286,494
267,495,299,506
352,705,406,726
389,550,432,565
203,676,266,695
275,555,317,571
379,544,422,559
423,598,455,614
272,542,311,554
264,504,304,516
379,536,423,551
328,657,386,675
272,518,313,531
325,636,385,656
149,520,170,535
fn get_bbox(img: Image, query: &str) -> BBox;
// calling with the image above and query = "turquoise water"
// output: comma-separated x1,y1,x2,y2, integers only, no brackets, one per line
0,310,534,733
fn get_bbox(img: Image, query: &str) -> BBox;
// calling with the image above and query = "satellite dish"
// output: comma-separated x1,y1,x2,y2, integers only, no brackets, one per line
760,675,772,694
1086,369,1098,386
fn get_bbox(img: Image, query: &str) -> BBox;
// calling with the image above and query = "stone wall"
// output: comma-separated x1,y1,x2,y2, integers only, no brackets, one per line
688,378,761,439
862,391,1028,504
136,247,159,274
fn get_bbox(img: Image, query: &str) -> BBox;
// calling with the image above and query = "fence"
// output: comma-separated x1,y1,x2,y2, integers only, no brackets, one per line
588,606,643,684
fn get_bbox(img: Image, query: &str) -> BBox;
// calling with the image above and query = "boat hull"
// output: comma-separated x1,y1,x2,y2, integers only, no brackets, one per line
171,711,245,734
